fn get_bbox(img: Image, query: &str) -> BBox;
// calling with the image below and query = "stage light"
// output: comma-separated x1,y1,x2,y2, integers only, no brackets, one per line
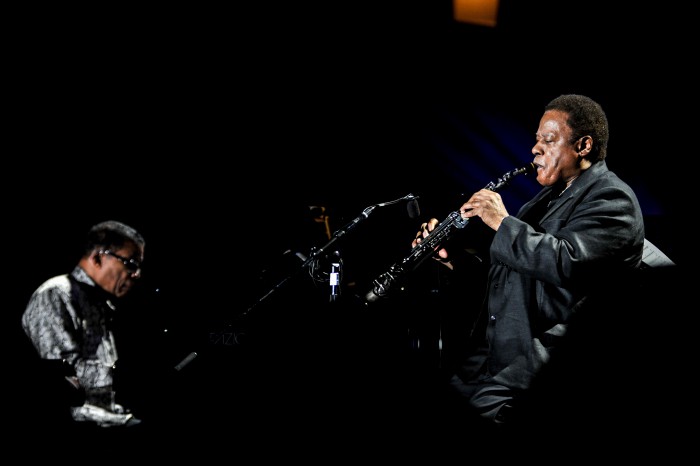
454,0,499,27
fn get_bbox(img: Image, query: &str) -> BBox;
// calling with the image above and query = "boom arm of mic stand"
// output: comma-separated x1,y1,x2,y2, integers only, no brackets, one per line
308,205,375,257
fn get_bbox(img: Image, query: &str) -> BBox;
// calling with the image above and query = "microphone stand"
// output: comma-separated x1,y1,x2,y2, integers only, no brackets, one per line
241,194,419,317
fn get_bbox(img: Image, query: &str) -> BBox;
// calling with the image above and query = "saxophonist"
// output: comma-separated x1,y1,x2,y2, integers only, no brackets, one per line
412,95,645,435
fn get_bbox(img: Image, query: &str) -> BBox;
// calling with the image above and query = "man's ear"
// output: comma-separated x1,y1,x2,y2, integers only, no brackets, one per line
93,253,101,265
578,136,591,154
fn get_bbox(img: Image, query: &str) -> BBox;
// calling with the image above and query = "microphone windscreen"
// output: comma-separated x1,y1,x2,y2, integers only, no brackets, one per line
407,199,421,219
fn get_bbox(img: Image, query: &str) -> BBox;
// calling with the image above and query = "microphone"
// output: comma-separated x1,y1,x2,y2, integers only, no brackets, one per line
407,196,420,219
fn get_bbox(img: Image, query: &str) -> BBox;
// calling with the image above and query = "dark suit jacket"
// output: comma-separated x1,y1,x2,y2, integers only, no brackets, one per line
460,160,645,391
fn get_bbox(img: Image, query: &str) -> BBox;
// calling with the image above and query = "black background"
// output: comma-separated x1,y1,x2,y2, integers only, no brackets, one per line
8,1,692,455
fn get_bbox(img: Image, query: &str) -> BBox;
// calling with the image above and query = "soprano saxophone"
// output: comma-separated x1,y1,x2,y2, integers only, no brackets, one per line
363,162,535,304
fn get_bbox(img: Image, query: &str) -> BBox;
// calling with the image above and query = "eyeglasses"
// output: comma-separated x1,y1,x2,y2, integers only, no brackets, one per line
99,250,143,274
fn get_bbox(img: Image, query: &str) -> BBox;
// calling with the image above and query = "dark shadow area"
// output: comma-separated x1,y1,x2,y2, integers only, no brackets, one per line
8,1,691,459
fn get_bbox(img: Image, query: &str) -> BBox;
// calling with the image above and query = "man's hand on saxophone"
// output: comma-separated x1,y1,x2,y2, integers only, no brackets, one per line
412,217,453,269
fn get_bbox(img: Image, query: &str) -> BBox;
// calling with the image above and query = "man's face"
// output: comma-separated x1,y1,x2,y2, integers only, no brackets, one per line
95,242,143,298
531,109,582,187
